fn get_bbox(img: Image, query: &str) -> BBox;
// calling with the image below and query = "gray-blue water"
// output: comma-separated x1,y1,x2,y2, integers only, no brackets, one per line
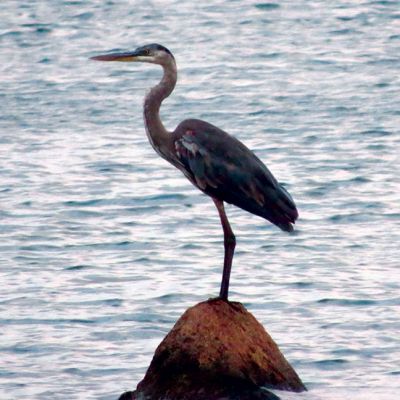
1,1,399,399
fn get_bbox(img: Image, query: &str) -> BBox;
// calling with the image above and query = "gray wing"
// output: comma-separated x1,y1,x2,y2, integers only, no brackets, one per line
173,119,298,231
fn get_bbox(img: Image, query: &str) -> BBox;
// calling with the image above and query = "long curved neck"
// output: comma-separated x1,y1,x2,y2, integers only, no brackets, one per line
143,59,177,160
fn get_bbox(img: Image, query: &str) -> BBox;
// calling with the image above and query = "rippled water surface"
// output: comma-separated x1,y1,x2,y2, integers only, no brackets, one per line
1,1,399,399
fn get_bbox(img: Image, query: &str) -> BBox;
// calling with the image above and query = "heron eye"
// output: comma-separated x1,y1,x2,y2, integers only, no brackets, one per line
143,49,150,56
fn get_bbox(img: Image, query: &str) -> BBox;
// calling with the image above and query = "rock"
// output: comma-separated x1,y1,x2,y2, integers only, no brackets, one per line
120,298,306,400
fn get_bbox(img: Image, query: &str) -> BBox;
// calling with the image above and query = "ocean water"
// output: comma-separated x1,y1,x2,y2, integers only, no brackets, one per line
1,0,399,399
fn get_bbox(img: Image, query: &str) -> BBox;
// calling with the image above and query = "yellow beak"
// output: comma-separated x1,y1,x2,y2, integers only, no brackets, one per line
90,50,140,62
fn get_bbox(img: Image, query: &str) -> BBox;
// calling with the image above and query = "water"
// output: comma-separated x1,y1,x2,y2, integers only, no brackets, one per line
1,1,399,399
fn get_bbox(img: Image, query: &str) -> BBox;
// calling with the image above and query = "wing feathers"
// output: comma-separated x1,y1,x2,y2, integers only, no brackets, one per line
173,120,298,231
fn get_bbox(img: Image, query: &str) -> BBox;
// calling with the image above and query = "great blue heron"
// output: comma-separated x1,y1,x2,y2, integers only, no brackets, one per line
91,43,298,300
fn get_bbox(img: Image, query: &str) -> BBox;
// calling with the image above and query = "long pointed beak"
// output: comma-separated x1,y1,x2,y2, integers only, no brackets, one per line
90,50,140,62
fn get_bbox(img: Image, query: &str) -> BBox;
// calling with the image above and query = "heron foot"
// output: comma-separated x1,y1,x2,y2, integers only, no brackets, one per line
211,295,229,302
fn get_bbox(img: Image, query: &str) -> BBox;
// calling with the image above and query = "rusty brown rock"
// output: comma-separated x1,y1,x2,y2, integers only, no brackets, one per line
120,298,306,400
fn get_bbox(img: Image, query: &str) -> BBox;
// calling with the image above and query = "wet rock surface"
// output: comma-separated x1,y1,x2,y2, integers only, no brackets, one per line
120,298,306,399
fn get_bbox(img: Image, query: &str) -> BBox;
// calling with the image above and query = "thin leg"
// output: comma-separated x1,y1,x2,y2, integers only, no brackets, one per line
213,198,236,300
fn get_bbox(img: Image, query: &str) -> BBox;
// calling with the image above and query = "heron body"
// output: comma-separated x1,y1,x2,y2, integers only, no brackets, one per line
91,44,298,300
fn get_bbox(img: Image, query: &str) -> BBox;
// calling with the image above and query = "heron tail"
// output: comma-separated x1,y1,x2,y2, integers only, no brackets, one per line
277,221,294,232
268,184,298,232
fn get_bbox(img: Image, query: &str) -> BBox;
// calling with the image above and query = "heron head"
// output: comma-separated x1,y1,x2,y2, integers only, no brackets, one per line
90,43,174,65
